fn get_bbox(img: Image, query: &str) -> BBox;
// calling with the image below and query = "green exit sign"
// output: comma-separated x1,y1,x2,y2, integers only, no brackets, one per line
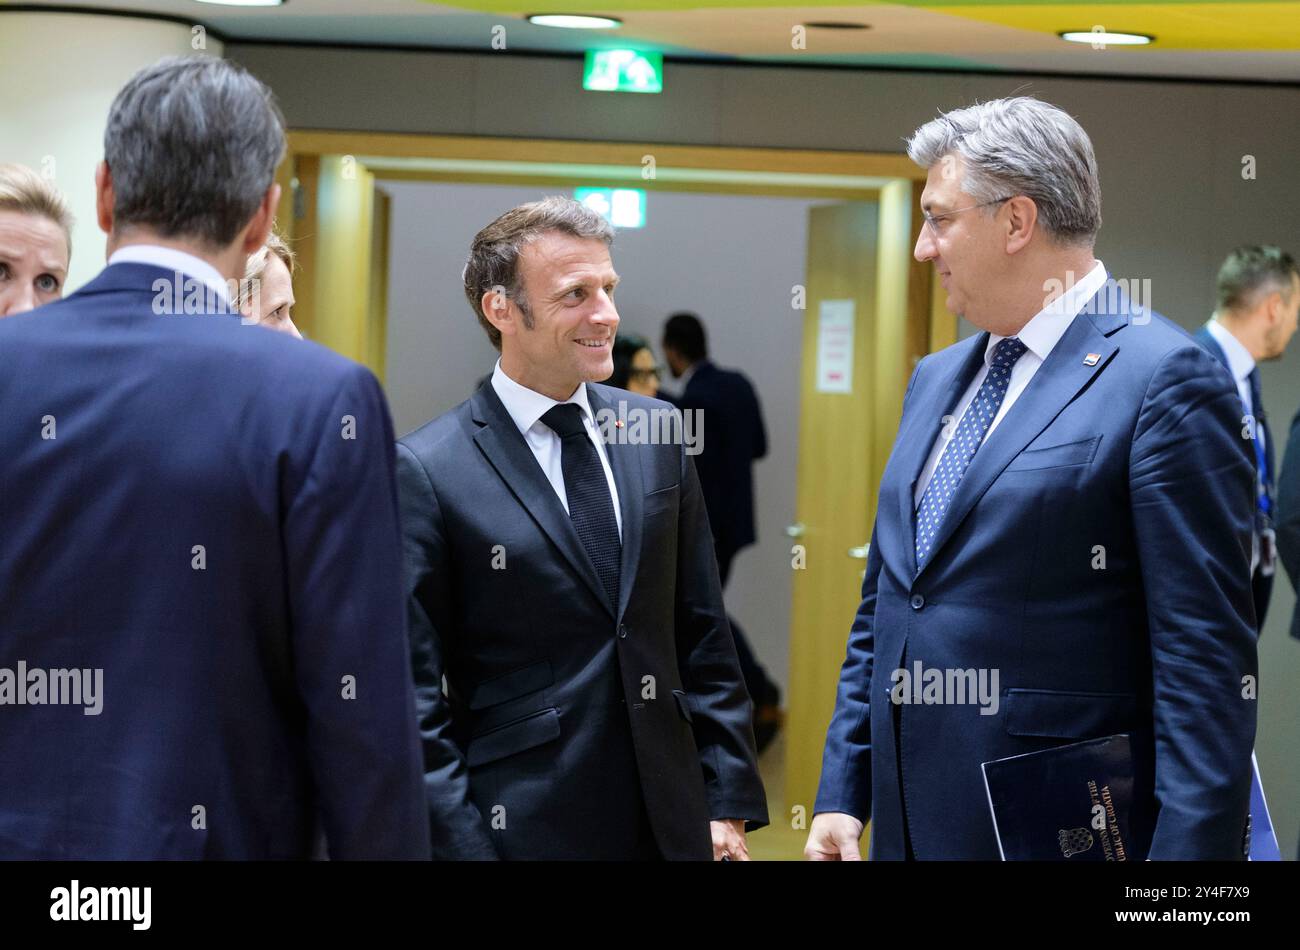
583,50,663,94
575,188,646,229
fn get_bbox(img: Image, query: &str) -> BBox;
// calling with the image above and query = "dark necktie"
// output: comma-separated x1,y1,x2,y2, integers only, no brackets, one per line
1247,368,1272,520
540,403,622,609
915,337,1028,569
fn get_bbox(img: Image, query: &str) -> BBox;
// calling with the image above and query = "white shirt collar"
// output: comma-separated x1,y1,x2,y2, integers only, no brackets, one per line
491,359,594,437
1205,317,1256,384
984,260,1108,366
107,244,232,307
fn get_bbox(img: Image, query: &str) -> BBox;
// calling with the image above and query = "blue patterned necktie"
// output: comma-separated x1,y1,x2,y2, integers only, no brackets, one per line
541,403,622,609
915,337,1028,568
1247,368,1272,520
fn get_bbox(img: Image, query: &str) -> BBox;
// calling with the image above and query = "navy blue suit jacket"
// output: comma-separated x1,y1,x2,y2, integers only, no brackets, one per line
675,361,767,554
1193,326,1275,629
1276,407,1300,640
816,287,1258,860
0,263,429,859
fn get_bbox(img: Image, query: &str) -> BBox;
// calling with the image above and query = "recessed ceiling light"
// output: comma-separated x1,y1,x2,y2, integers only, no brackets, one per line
194,1,285,7
1060,30,1153,46
527,14,622,30
803,22,872,30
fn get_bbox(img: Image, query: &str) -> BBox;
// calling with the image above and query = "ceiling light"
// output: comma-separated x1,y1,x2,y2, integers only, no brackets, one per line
528,14,622,30
1060,30,1153,46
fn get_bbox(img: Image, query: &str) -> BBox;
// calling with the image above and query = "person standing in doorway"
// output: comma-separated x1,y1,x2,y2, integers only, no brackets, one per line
662,311,783,751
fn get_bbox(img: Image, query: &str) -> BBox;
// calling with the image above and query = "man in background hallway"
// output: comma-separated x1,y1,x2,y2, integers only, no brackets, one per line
662,312,782,751
1195,246,1300,632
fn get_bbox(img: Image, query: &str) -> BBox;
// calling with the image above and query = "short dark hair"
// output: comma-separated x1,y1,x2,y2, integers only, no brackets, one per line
608,333,650,390
463,196,614,351
1216,245,1298,313
104,55,286,248
662,311,707,362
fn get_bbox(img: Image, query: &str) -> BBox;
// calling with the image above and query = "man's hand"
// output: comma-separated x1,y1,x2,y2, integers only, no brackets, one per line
711,819,749,861
804,812,865,861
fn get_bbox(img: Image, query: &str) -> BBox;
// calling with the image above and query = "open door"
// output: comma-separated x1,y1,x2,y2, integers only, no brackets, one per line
783,181,930,850
277,153,391,380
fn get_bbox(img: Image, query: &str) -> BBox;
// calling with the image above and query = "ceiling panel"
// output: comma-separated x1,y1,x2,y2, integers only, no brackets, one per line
3,0,1297,80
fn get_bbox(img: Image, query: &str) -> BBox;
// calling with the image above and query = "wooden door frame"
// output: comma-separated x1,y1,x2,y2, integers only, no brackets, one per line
282,129,956,343
277,130,956,368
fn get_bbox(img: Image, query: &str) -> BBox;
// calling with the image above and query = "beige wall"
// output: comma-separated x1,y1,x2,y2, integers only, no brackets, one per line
0,12,224,293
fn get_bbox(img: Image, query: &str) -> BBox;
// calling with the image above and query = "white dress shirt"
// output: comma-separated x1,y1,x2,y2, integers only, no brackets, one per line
491,360,623,540
1204,317,1261,446
108,244,232,307
915,261,1109,505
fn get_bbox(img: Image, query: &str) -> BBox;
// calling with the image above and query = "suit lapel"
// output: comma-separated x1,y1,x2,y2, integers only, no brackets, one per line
470,382,614,616
916,296,1123,577
1195,326,1273,488
587,385,644,623
894,336,988,578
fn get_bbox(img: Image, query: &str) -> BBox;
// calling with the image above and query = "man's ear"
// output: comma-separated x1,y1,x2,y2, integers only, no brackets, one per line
481,286,517,341
1003,195,1038,255
1265,288,1286,325
95,162,114,236
240,183,280,256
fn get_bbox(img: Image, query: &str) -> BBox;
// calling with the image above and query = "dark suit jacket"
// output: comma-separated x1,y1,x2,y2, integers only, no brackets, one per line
1276,407,1300,640
0,263,429,859
816,287,1258,860
396,380,767,860
675,361,768,555
1194,326,1275,628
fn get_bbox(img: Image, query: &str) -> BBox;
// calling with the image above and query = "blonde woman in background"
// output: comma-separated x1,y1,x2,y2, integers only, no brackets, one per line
0,163,73,317
236,229,301,337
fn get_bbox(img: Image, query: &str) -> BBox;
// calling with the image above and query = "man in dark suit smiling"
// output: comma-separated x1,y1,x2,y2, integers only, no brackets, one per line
397,197,767,860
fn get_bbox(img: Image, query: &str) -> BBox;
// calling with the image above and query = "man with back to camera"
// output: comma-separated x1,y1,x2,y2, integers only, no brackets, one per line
396,196,767,860
806,97,1257,860
1194,246,1300,632
0,56,428,859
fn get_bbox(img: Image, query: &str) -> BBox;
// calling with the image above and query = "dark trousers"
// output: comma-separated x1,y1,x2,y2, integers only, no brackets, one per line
1253,568,1273,632
715,541,780,709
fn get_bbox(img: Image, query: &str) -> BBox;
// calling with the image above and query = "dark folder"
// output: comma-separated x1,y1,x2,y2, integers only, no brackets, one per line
981,734,1154,861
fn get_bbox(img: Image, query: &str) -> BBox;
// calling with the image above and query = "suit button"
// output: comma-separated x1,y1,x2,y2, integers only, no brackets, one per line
910,594,925,610
618,624,629,639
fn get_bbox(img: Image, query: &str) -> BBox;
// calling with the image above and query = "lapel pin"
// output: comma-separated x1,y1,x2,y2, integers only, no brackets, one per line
1083,353,1100,366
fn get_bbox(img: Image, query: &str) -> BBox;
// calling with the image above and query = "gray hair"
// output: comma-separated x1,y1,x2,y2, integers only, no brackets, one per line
463,196,614,350
907,97,1101,245
104,55,286,248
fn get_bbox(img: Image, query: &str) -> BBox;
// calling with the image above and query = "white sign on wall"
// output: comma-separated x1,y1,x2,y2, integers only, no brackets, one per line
815,299,855,394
